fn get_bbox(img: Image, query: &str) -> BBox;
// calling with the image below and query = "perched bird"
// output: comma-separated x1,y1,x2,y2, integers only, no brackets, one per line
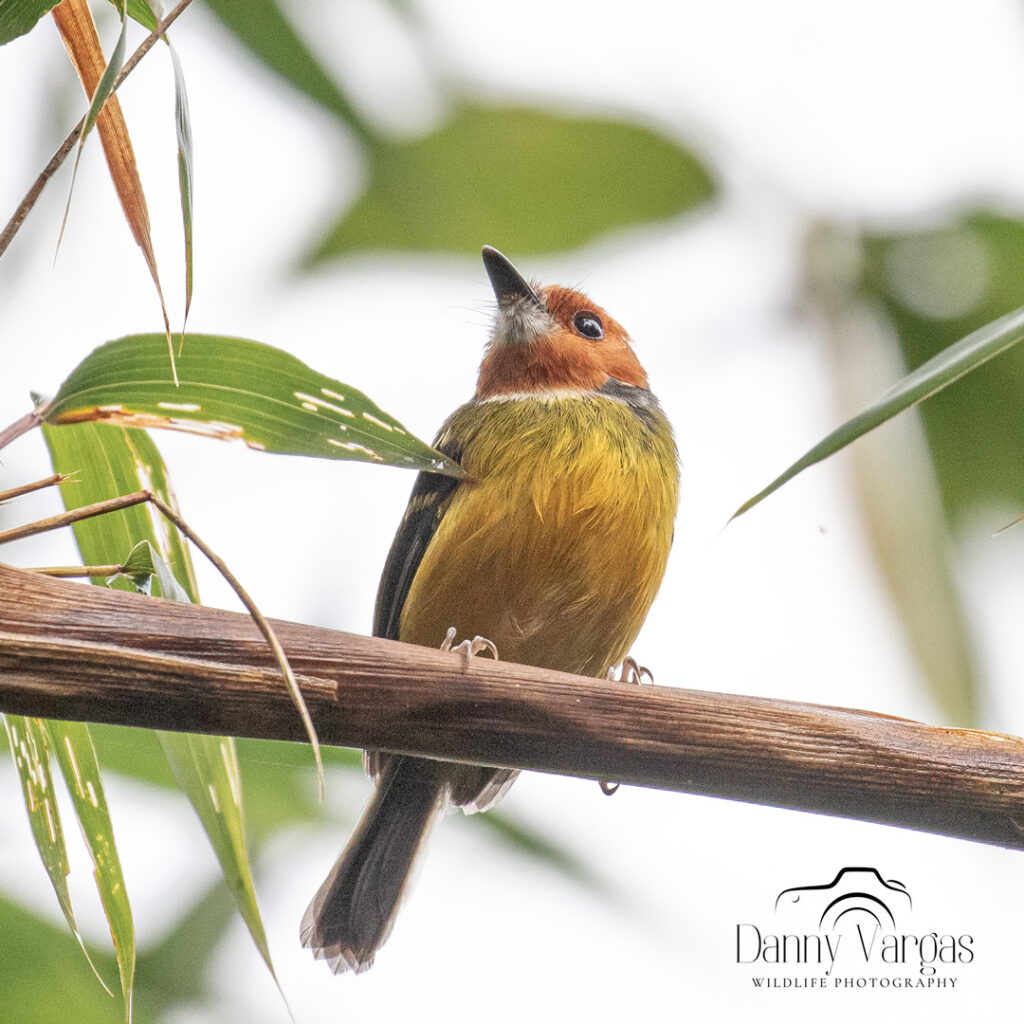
301,246,680,973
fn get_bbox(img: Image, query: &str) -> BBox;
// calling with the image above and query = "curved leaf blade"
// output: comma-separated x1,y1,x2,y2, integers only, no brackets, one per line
733,303,1024,519
0,0,61,44
168,41,194,329
46,720,135,1021
3,714,113,994
203,0,368,137
308,104,716,261
45,333,463,476
105,0,156,31
42,421,282,992
157,733,277,981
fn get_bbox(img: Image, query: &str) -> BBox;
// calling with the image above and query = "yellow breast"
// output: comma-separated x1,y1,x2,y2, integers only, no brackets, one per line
399,393,679,677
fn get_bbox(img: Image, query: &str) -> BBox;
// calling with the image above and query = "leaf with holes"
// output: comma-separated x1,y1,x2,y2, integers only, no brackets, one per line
45,333,463,476
3,715,113,994
46,719,135,1021
42,419,282,995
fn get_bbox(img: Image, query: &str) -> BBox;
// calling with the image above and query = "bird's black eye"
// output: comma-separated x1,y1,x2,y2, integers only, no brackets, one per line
572,311,604,340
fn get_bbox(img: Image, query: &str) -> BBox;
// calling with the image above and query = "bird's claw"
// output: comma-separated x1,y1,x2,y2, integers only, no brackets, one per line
607,655,653,686
598,657,652,796
441,626,499,661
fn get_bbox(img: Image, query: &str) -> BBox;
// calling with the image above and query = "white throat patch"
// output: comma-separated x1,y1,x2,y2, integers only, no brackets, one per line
489,292,556,348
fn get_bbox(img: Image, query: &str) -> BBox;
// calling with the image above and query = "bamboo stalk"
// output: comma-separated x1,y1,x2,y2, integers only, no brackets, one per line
2,561,1024,851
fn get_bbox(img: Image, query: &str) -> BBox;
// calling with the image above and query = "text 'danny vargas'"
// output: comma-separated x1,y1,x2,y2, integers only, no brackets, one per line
733,867,974,990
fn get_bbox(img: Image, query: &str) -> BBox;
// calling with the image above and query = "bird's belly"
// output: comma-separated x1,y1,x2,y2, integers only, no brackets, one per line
398,449,674,677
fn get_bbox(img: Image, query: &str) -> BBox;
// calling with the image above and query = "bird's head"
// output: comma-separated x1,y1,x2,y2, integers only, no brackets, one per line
476,246,648,400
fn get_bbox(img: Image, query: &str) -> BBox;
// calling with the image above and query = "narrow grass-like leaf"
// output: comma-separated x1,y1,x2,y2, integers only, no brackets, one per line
45,333,464,476
733,303,1024,519
0,0,61,44
203,0,369,138
167,41,193,334
46,720,135,1022
308,104,716,261
157,733,278,982
3,715,113,994
105,0,156,31
53,0,176,381
41,420,282,992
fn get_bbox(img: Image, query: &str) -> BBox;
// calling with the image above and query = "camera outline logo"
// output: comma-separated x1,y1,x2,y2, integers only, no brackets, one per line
774,866,913,932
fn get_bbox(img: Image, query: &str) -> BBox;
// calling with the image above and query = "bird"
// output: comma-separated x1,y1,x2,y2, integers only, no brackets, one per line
301,245,680,973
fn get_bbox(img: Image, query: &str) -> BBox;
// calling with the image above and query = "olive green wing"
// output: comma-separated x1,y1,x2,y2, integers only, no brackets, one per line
373,438,465,642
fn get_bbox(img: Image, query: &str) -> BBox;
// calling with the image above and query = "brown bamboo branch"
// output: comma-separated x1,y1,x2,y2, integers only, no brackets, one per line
2,561,1024,851
0,403,52,452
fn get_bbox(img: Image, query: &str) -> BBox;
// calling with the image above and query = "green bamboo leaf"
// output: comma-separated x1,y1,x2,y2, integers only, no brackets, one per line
3,715,113,994
307,104,716,261
203,0,369,137
862,212,1024,522
46,720,135,1022
167,41,194,330
45,333,463,476
42,420,197,594
42,420,282,991
0,895,131,1024
157,733,277,981
0,0,60,44
105,0,157,31
113,539,190,600
733,302,1024,519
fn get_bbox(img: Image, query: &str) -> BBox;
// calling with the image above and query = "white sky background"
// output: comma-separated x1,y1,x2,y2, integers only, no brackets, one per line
3,0,1024,1020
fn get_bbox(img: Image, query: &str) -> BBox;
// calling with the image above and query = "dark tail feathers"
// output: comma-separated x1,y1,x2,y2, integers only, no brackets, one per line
300,756,449,973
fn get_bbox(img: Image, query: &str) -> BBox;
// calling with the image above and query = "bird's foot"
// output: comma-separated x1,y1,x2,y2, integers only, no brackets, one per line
441,626,499,662
607,655,653,686
598,658,653,797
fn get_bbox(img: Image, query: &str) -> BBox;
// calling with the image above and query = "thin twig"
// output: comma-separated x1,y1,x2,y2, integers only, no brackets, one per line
0,0,197,259
0,490,325,797
0,473,71,504
0,403,52,452
28,565,125,578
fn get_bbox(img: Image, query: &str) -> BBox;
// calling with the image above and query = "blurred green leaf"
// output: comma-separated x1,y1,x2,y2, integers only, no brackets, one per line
46,719,135,1021
0,896,160,1024
46,333,464,476
308,104,715,260
3,715,112,992
0,0,60,46
861,212,1024,524
470,808,614,900
203,0,368,135
134,881,235,1011
42,420,280,991
733,297,1024,520
107,0,157,32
